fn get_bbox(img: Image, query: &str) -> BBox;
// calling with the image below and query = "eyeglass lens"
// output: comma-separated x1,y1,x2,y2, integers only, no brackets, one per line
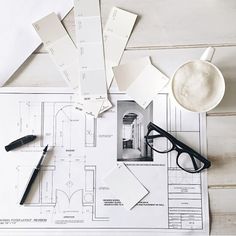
177,152,204,172
146,129,173,153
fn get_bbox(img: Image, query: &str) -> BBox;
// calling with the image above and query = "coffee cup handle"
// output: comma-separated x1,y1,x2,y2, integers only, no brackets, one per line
200,47,215,62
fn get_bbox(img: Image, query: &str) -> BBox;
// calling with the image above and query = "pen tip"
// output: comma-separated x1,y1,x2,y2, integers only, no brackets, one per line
43,145,48,152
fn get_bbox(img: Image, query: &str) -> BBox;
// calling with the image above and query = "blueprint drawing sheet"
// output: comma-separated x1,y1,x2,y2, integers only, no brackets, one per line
0,89,209,235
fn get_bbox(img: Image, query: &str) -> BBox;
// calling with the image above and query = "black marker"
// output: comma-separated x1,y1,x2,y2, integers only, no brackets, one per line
20,145,48,205
5,135,37,152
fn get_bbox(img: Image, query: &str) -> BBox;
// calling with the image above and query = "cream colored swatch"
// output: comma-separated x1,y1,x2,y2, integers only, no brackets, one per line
103,7,137,88
113,57,151,91
127,64,169,109
33,12,79,89
74,0,107,101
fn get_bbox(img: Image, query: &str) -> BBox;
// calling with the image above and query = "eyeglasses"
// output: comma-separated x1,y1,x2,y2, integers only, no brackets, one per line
145,122,211,173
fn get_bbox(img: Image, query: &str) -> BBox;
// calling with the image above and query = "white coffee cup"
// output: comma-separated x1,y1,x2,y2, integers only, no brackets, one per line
169,47,225,113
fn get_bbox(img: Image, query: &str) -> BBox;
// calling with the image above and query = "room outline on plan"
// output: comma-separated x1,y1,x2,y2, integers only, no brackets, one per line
16,99,107,222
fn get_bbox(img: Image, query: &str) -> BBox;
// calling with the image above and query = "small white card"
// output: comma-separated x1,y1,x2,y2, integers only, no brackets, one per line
74,93,104,118
99,99,113,114
113,57,151,91
103,7,137,88
74,92,112,117
104,163,149,210
33,13,79,89
127,64,169,109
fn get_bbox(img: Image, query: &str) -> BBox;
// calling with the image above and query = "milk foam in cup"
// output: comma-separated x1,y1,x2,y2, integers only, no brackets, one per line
170,47,225,113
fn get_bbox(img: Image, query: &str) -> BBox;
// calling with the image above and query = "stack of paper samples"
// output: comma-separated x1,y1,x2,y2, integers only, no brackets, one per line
33,1,138,117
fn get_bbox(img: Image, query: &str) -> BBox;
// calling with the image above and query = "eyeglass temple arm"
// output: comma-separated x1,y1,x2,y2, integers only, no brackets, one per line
189,155,200,171
145,134,162,139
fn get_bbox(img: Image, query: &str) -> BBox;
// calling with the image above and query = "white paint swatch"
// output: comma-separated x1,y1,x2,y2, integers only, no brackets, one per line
74,0,107,101
74,95,112,117
74,93,104,118
99,99,113,114
33,13,79,89
113,57,151,91
103,7,137,88
104,163,149,210
127,64,169,109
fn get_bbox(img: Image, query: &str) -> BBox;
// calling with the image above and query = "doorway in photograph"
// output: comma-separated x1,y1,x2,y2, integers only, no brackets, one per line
117,101,153,162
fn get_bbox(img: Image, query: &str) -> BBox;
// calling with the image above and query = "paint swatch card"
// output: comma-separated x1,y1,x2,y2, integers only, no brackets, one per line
127,64,169,109
103,7,137,88
74,93,104,118
104,163,149,210
33,13,79,89
74,0,107,101
83,100,105,117
99,99,113,114
113,57,151,91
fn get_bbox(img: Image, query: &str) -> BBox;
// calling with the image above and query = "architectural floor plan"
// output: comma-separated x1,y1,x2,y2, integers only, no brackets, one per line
0,89,209,235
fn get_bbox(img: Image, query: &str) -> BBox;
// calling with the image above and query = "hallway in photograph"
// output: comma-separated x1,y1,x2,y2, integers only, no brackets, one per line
117,101,153,162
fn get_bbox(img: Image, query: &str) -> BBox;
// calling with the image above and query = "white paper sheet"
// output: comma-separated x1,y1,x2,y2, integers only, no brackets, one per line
0,88,209,235
0,0,73,86
127,64,169,109
104,163,149,210
74,0,107,100
33,12,79,89
104,7,137,88
113,56,151,91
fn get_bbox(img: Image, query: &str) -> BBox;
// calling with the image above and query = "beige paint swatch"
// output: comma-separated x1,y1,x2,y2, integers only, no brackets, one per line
127,64,169,109
74,0,107,101
113,57,151,91
104,7,137,88
33,12,79,89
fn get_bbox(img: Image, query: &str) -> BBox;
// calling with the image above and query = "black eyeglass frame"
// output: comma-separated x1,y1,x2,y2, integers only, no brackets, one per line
145,122,211,173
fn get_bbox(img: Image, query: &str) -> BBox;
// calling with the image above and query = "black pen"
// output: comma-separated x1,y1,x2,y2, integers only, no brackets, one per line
20,145,48,205
5,135,37,152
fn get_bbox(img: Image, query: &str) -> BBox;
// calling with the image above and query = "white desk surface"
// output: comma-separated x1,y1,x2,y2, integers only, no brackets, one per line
4,1,236,235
